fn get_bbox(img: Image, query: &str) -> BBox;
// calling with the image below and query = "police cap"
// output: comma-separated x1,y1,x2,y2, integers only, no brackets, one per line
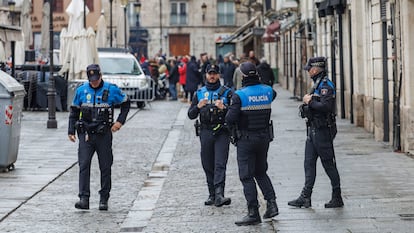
86,64,102,81
206,64,220,74
239,62,258,77
304,57,326,71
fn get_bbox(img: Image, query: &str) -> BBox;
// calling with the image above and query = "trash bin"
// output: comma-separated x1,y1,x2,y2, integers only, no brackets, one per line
0,70,25,172
67,80,85,111
272,68,279,83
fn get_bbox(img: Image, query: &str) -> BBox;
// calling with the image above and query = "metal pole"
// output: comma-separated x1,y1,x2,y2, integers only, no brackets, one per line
47,0,57,128
381,0,389,142
124,6,127,49
110,0,113,47
83,0,86,28
159,0,162,53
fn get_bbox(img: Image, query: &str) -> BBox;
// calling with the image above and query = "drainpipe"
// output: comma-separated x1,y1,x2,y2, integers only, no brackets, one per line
348,9,354,124
381,0,389,142
330,23,336,89
285,34,289,90
390,1,401,151
338,12,345,119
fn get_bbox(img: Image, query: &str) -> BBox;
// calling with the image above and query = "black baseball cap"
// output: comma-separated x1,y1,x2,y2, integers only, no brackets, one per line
86,64,101,81
239,62,258,77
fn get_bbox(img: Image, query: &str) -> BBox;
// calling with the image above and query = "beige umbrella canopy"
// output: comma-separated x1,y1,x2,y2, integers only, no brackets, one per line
20,0,33,50
116,4,129,49
40,2,50,58
59,0,100,80
95,13,107,48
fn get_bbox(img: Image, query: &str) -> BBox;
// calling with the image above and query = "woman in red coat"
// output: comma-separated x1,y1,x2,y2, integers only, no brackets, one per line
178,56,189,102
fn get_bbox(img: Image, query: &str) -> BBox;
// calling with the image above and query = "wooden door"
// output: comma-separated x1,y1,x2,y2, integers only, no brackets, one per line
169,34,190,56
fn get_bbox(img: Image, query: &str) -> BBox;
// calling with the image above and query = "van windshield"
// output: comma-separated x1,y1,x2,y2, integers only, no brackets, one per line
99,57,143,75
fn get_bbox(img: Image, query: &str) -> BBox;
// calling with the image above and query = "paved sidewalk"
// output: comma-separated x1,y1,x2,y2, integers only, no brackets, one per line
0,85,414,233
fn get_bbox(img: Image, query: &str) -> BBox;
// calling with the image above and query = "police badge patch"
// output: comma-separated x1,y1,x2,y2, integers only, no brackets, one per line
321,89,328,95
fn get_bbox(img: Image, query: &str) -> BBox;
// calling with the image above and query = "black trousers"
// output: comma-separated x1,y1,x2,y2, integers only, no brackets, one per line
304,126,341,195
78,130,113,200
199,128,230,190
236,133,276,207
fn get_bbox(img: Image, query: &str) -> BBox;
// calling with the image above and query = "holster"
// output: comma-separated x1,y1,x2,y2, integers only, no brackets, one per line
194,119,201,136
268,120,274,142
74,120,86,134
229,124,241,145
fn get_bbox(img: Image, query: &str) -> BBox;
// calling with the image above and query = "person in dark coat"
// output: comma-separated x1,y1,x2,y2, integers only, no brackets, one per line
257,58,275,87
185,56,201,101
168,59,179,100
221,53,236,89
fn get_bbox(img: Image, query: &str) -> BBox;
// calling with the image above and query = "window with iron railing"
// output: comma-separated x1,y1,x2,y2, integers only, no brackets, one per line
217,1,235,26
170,1,187,25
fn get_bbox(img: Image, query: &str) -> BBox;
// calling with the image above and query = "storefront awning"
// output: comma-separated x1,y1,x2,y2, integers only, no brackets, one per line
266,20,280,34
0,25,23,42
222,16,258,43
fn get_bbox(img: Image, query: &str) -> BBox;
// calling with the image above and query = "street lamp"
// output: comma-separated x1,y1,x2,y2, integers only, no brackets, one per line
8,0,16,78
201,3,207,21
134,0,141,27
8,0,15,25
83,0,86,28
47,0,57,128
120,0,128,50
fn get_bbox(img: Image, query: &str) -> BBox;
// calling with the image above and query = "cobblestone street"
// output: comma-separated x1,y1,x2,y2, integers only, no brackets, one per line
1,85,414,232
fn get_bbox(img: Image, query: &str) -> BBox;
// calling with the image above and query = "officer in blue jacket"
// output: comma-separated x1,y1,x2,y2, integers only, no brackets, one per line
288,57,343,209
188,64,233,207
68,64,130,211
225,62,278,226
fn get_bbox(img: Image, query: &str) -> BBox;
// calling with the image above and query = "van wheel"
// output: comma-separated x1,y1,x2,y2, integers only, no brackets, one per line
136,102,145,109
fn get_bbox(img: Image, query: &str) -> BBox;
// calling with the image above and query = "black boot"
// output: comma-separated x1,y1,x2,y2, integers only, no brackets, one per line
235,206,261,226
288,189,311,208
325,189,344,208
75,197,89,210
204,186,215,206
214,186,231,207
263,199,279,219
99,199,108,211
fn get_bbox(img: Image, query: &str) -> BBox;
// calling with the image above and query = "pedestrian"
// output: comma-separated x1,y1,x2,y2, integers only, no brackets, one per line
68,64,130,211
178,56,188,102
225,61,278,226
200,52,210,86
185,55,201,101
168,58,179,100
257,57,275,87
221,53,236,89
288,56,343,209
188,64,233,208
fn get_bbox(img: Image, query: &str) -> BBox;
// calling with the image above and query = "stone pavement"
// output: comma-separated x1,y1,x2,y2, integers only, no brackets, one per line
0,85,414,232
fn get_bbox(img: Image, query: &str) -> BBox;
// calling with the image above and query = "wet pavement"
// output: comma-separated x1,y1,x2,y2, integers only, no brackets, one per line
1,85,414,232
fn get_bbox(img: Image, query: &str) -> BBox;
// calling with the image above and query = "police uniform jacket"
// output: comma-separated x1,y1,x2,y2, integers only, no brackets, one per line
308,72,336,127
225,77,276,133
68,80,130,135
188,81,231,127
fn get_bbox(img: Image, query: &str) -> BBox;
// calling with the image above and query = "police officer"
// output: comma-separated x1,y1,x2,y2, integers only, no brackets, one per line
225,62,278,226
188,64,232,207
68,64,130,210
288,57,343,209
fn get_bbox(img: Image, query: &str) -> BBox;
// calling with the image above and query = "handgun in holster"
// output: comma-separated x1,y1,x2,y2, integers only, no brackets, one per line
194,119,201,136
229,124,241,145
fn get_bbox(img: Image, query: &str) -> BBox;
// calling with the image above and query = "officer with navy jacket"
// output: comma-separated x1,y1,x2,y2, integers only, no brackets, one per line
225,62,278,226
188,64,233,207
68,64,130,210
288,56,343,209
